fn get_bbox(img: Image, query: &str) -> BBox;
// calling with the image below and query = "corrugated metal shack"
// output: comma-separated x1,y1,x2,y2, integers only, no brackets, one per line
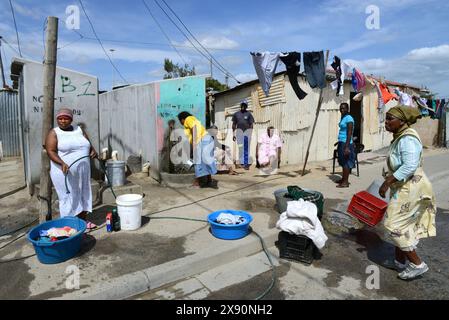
213,71,437,166
0,89,21,158
99,75,206,180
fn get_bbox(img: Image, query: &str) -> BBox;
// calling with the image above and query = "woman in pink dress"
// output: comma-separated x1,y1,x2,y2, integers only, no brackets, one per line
256,126,282,173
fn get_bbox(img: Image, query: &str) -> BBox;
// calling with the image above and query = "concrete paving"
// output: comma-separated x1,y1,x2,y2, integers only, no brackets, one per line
0,147,448,300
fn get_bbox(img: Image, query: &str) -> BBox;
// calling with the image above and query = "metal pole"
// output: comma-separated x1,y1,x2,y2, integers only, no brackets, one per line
0,38,6,88
39,16,58,222
302,50,330,176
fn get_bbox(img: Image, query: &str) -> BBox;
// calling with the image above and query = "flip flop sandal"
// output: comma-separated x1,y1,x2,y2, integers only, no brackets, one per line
336,184,350,188
86,221,98,230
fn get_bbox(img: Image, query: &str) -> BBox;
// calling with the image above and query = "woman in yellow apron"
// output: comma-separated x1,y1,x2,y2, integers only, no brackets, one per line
379,106,436,280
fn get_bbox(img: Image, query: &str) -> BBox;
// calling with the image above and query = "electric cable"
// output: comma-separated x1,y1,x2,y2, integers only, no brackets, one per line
78,0,128,84
141,0,187,65
68,31,249,53
1,36,21,57
147,0,234,82
8,0,22,57
57,37,84,51
159,0,241,84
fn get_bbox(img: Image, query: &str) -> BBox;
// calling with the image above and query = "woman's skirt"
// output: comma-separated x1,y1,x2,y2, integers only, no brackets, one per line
193,135,217,178
383,167,436,250
337,142,355,169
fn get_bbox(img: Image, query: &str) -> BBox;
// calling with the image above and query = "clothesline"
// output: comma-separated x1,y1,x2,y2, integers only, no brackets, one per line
248,50,447,119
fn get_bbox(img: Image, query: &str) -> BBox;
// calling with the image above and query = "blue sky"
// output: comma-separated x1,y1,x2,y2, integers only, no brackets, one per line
1,0,448,96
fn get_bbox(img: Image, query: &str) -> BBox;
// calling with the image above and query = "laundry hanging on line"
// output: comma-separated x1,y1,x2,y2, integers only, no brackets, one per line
251,51,281,97
279,51,308,100
330,56,351,96
303,51,327,89
394,88,414,107
351,68,366,93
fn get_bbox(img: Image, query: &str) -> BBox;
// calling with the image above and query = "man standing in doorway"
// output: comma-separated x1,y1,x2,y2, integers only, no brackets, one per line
232,100,255,170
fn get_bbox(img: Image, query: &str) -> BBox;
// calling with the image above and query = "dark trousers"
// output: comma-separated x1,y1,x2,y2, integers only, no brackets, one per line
280,52,307,100
303,51,326,89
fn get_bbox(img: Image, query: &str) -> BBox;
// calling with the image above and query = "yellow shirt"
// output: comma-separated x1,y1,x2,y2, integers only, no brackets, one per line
183,116,207,144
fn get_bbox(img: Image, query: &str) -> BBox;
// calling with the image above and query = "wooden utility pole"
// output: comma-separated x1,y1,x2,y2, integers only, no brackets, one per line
0,38,6,88
302,50,330,176
39,17,58,222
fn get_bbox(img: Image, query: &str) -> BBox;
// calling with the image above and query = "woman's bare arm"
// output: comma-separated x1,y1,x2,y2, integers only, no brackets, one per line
45,130,69,173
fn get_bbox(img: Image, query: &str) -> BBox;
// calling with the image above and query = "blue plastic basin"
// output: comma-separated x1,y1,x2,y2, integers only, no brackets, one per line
27,217,87,264
207,210,253,240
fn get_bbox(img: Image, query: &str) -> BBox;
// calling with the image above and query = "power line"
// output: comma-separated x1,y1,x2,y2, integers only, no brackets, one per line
0,36,21,57
78,0,128,84
141,0,187,65
69,32,249,53
57,33,84,51
8,0,22,57
159,0,241,84
152,0,230,78
150,0,237,82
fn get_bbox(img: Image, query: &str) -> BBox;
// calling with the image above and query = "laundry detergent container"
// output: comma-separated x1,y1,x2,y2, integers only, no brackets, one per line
207,210,253,240
27,217,86,264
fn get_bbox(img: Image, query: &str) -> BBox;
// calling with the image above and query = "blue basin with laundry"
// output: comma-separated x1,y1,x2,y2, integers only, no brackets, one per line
207,210,253,240
27,217,86,264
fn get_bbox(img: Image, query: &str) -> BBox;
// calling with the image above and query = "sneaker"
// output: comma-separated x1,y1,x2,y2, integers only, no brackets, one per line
398,262,429,280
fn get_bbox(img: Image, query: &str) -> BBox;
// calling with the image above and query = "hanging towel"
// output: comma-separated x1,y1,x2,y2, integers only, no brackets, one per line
394,88,413,107
303,51,326,89
275,199,328,249
379,83,396,104
351,68,366,92
251,52,281,97
279,52,308,100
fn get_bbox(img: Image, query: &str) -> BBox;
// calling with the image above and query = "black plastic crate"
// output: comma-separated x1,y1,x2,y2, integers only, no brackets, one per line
276,231,315,265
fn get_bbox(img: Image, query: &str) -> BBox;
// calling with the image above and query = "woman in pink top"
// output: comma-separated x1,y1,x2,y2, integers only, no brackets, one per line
256,126,282,172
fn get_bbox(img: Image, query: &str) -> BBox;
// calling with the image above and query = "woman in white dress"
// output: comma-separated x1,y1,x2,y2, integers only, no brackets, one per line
45,108,97,227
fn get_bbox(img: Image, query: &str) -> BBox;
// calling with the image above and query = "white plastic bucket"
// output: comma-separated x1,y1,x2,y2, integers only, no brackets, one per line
116,194,143,231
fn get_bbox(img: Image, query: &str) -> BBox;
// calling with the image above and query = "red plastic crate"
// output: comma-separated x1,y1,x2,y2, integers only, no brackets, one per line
347,191,388,226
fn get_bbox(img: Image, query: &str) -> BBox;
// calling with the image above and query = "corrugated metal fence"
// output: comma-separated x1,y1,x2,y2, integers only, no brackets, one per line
0,90,21,157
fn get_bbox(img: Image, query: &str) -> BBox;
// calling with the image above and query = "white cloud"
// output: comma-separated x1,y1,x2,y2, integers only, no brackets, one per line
200,36,239,50
181,35,239,50
147,68,165,78
321,0,432,13
58,42,181,64
235,73,257,84
407,45,449,61
334,28,397,55
12,1,43,20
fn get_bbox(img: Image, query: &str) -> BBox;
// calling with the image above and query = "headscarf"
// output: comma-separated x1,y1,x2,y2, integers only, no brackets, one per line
387,105,422,142
56,108,73,120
